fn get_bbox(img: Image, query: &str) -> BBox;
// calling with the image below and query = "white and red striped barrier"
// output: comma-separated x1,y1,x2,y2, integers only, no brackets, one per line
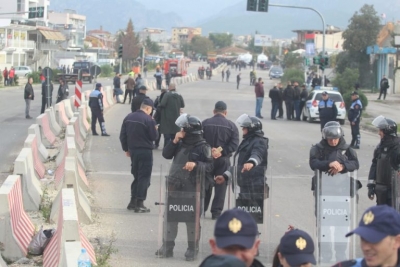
100,87,110,109
24,134,46,180
74,112,87,140
79,104,90,133
51,156,91,224
13,148,43,211
44,188,96,267
63,99,74,119
102,86,112,107
28,124,49,162
45,107,62,136
0,175,35,261
36,113,57,147
84,91,92,121
55,101,70,127
74,80,82,108
68,118,85,152
56,136,85,171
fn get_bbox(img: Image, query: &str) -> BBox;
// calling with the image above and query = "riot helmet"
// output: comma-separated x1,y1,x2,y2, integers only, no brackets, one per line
322,121,344,140
372,115,397,137
175,113,203,134
236,114,263,133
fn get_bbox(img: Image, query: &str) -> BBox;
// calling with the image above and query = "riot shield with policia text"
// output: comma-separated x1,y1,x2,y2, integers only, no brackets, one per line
156,163,205,263
315,171,357,266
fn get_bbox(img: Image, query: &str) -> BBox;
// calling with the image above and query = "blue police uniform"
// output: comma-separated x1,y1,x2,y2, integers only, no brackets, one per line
318,95,338,130
348,96,362,148
89,84,109,136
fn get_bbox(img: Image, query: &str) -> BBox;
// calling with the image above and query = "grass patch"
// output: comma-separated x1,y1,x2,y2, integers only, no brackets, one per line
94,233,118,267
39,186,52,223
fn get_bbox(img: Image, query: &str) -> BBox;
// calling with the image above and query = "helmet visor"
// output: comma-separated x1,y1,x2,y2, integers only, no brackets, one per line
372,115,388,129
322,125,343,139
175,113,190,128
236,114,252,127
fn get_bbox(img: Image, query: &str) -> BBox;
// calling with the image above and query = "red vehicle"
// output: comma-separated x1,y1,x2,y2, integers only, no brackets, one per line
163,58,187,77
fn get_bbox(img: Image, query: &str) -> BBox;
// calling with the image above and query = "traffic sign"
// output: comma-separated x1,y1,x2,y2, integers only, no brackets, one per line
90,65,101,77
254,34,272,47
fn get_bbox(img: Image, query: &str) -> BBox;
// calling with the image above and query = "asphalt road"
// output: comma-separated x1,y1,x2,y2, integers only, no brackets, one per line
87,62,380,267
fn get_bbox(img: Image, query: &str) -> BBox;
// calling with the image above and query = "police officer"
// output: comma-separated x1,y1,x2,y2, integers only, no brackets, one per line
348,91,362,149
200,208,265,267
89,83,110,136
120,98,158,212
56,78,69,104
202,101,239,219
367,115,400,207
156,113,213,261
318,91,338,131
309,121,360,262
131,85,151,113
333,205,400,267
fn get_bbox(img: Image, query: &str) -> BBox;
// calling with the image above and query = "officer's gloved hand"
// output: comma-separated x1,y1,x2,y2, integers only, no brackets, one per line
367,184,375,200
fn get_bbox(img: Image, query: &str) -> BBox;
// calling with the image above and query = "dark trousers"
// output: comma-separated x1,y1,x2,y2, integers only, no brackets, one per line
91,108,105,134
157,80,162,90
285,100,294,120
123,89,133,104
237,81,240,89
155,127,162,147
299,101,306,119
271,101,279,119
378,88,387,100
320,119,331,131
163,133,176,148
41,96,52,114
130,149,153,200
278,101,284,117
350,121,360,147
375,184,392,206
294,99,301,120
204,157,230,216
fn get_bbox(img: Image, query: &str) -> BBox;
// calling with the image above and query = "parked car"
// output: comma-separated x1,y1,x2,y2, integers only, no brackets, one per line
14,66,32,77
269,66,284,79
302,87,346,125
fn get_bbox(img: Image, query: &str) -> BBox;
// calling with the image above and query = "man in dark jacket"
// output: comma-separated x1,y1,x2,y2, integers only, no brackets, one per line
156,113,213,261
56,79,69,103
293,82,301,121
24,77,34,119
159,83,185,147
113,73,122,103
237,73,241,90
311,75,321,89
154,68,163,90
299,84,308,120
269,84,280,120
120,98,158,213
378,75,389,100
134,74,144,96
283,82,294,120
131,86,151,113
123,74,135,104
165,72,172,87
89,83,110,136
40,78,53,114
200,208,265,267
202,101,239,219
254,78,264,119
318,91,338,131
154,88,167,148
277,83,284,118
348,91,363,149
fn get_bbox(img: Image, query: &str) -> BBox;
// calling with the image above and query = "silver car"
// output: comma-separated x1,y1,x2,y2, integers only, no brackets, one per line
269,66,284,79
14,66,32,77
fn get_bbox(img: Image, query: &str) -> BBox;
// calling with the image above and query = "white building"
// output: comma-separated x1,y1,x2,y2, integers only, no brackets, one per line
0,0,50,27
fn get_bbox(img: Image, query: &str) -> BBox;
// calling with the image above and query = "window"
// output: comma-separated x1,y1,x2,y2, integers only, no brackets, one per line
315,93,343,102
17,0,25,12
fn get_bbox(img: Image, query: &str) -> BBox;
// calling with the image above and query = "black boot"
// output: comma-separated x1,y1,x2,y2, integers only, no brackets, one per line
155,243,174,258
135,200,150,213
127,198,136,210
184,247,199,261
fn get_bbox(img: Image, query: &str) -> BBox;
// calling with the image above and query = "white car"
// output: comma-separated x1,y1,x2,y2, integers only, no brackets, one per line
302,89,346,125
14,66,32,77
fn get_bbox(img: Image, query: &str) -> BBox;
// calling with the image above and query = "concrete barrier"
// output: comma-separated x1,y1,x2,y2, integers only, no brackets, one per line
0,175,35,261
24,134,46,180
44,188,96,267
0,254,6,267
51,157,92,224
13,148,43,211
79,104,90,133
55,101,70,127
45,107,62,136
100,87,110,109
36,113,57,146
63,99,74,119
28,124,49,162
73,112,87,140
67,118,85,152
56,136,85,171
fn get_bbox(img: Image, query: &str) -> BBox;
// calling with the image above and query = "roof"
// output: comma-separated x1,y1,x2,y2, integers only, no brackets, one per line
38,29,65,41
377,22,394,47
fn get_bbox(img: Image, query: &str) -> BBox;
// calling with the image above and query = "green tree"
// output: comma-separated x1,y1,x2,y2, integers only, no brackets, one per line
191,36,214,55
282,52,303,69
121,19,140,73
247,36,262,54
340,4,380,87
281,68,305,84
145,36,161,54
180,41,191,56
332,68,359,94
209,33,233,49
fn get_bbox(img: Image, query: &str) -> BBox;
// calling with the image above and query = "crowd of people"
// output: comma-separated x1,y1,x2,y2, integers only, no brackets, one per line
2,66,15,86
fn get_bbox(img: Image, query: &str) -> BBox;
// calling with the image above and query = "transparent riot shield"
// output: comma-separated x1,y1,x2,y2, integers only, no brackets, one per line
156,163,205,264
231,165,271,263
392,171,400,212
316,171,357,266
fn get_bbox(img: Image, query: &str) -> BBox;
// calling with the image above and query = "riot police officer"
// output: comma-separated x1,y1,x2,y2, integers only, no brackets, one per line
89,83,110,136
348,91,362,149
367,115,400,207
318,91,338,131
156,114,213,261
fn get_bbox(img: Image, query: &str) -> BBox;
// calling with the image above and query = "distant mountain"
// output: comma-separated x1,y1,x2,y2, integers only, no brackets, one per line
49,0,184,33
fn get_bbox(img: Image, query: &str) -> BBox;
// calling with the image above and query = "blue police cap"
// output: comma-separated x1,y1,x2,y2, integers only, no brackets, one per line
279,229,316,266
95,83,102,88
214,208,258,249
346,205,400,243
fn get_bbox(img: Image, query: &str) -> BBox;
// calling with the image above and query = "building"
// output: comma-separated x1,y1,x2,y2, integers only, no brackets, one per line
0,0,50,27
292,26,344,54
48,9,86,50
138,28,170,43
171,27,201,45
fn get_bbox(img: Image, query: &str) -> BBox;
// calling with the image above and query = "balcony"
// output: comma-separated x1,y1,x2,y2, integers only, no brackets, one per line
38,43,61,51
4,39,35,50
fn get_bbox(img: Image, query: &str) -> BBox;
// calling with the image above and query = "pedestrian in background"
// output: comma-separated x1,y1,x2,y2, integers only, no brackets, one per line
24,77,34,119
348,91,362,149
153,88,167,148
89,83,110,136
154,68,163,90
113,73,122,103
299,84,308,120
269,83,280,120
134,74,144,96
123,74,135,104
221,69,225,82
131,86,151,113
293,82,301,121
158,83,185,147
3,67,8,86
226,69,230,82
277,83,284,118
318,91,338,131
254,78,264,119
120,98,158,213
56,79,69,103
377,74,389,100
202,101,239,219
40,78,53,114
283,82,294,120
8,67,15,86
143,66,148,78
236,73,241,90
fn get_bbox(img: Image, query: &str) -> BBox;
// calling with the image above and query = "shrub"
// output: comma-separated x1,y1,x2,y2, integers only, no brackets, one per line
342,90,368,111
51,69,62,82
332,68,359,95
281,68,305,84
28,71,41,84
100,65,113,77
